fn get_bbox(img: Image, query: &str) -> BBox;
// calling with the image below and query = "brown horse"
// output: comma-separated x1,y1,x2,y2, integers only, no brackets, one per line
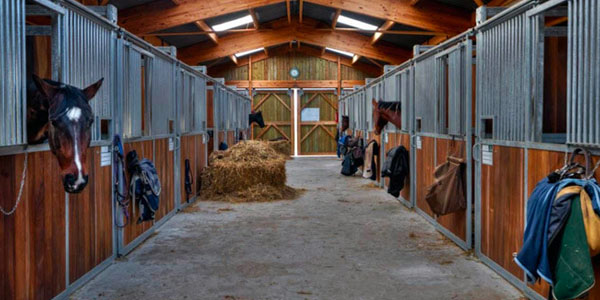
372,98,401,135
29,75,103,193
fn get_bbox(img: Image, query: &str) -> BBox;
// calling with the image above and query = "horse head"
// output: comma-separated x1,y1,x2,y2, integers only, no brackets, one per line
372,98,387,135
31,75,103,193
249,111,265,128
341,115,349,133
373,99,402,135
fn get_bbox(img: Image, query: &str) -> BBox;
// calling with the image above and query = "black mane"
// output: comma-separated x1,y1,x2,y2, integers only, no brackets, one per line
377,101,401,111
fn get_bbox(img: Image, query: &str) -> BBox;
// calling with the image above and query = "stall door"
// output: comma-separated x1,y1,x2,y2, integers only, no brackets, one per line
252,91,292,144
298,90,337,155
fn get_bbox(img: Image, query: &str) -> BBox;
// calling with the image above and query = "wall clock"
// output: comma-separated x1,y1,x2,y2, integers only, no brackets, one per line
290,67,300,79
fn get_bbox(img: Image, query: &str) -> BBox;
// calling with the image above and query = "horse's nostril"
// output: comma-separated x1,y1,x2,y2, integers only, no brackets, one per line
64,173,76,184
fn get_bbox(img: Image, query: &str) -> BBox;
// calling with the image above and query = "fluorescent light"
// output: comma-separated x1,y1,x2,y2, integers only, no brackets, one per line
326,47,354,57
337,15,378,31
235,47,264,57
212,15,253,32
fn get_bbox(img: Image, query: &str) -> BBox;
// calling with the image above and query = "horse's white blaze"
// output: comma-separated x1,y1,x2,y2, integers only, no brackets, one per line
66,107,82,121
72,124,85,188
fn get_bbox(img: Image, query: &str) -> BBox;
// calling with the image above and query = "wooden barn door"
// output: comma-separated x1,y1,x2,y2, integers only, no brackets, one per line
298,90,337,155
252,90,292,144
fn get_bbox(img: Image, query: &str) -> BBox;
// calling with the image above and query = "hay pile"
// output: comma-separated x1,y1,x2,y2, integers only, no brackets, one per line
202,140,300,202
267,140,291,157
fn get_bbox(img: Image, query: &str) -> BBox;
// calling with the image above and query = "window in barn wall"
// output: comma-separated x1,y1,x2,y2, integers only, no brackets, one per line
529,7,568,144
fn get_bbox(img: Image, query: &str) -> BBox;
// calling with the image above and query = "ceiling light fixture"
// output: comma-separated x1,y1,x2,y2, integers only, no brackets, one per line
235,47,265,57
336,15,378,31
212,15,253,32
326,47,354,57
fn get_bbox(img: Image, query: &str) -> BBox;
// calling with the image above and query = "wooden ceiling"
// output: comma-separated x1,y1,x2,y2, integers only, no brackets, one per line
95,0,499,71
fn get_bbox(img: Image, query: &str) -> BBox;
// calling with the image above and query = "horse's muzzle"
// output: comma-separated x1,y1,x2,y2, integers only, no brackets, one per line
63,173,89,193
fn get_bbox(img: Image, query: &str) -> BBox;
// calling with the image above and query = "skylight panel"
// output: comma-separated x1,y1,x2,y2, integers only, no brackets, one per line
235,47,264,57
212,15,253,32
326,47,354,57
337,15,378,31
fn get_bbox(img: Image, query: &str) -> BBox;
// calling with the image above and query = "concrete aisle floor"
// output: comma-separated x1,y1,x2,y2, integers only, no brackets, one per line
73,157,522,300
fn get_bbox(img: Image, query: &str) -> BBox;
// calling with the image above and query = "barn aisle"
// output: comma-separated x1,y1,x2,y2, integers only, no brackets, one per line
72,157,521,300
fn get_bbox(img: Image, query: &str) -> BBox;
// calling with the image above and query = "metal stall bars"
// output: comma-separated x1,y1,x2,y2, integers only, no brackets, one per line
379,63,414,208
473,1,540,299
116,29,181,257
412,30,474,251
0,0,26,147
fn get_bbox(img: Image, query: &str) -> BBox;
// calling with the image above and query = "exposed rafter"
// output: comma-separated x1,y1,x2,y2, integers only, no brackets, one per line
306,0,471,34
119,0,472,36
178,18,410,65
331,8,342,29
299,0,304,23
249,8,260,28
410,0,423,6
229,55,238,65
194,20,218,44
286,0,291,23
371,20,394,44
352,54,360,64
473,0,484,6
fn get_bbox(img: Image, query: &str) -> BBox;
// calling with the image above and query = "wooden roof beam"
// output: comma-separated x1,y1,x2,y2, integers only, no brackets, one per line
299,0,304,23
307,0,472,35
352,54,360,64
194,20,218,44
119,0,282,35
473,0,485,6
229,55,238,65
332,8,342,29
119,0,471,36
286,0,291,23
178,18,410,65
371,20,394,45
249,8,260,28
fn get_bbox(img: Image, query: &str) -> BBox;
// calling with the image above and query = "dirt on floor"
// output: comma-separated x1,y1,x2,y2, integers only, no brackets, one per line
72,157,522,300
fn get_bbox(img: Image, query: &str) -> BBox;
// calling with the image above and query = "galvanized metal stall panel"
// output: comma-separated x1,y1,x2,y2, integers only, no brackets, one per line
476,8,530,141
64,6,116,141
566,0,600,147
414,56,437,133
150,55,176,135
0,0,26,146
121,44,143,138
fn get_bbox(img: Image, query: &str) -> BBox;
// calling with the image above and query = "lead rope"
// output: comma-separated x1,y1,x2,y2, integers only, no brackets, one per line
0,152,28,216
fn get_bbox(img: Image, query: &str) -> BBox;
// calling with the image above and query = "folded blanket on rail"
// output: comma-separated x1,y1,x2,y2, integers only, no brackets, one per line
362,140,379,181
515,176,600,286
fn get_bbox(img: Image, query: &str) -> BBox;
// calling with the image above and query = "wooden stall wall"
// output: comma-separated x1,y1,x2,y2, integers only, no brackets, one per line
480,146,524,279
0,151,66,300
416,136,436,217
122,140,154,246
435,139,467,241
0,146,113,299
68,146,113,284
397,133,411,203
227,131,235,147
153,139,175,221
179,134,208,204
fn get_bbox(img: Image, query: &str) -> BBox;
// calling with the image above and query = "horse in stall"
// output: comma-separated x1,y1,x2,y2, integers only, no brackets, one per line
372,98,401,135
249,111,265,128
28,75,103,193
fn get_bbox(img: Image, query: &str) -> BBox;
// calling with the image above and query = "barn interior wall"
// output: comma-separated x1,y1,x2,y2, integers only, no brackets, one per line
210,52,371,81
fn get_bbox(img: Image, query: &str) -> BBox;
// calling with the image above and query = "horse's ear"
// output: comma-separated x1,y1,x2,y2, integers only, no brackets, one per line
32,74,58,100
83,78,104,101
